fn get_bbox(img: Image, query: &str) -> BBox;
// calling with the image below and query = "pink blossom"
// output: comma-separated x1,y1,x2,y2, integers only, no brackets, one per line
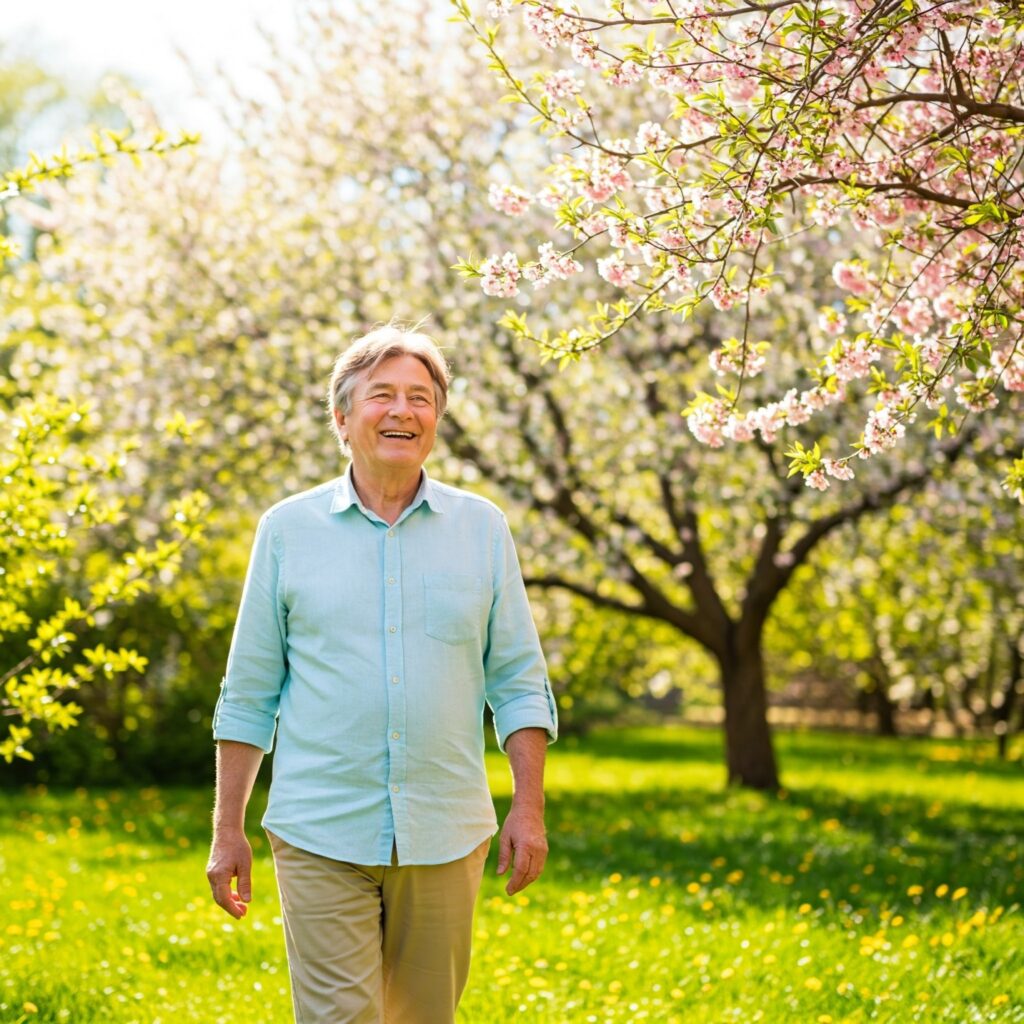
486,0,512,16
994,346,1024,392
577,214,607,237
597,253,640,288
826,339,879,384
608,61,643,88
832,260,871,295
955,377,999,412
544,70,583,100
666,257,692,291
686,398,730,447
933,292,961,321
724,71,759,104
818,308,847,336
537,183,568,210
805,470,830,491
583,178,617,203
724,416,755,442
524,242,583,289
823,458,855,480
488,183,532,216
892,299,933,338
781,389,810,426
748,403,784,443
862,406,906,455
524,7,576,50
810,196,842,227
708,338,767,378
479,251,521,298
636,121,670,150
571,34,605,70
709,281,742,311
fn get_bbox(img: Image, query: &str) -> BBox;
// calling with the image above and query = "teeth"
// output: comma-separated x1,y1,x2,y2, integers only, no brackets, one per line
382,431,414,438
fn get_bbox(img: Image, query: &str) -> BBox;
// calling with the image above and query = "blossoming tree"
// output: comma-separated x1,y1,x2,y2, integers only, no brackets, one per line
5,1,1010,787
1,132,204,763
455,0,1024,499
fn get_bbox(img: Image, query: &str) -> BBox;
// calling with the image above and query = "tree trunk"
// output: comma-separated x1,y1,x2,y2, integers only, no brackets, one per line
719,632,780,790
863,654,899,736
996,637,1022,761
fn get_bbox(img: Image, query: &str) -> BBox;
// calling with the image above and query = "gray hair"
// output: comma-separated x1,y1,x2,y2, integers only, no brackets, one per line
327,323,450,451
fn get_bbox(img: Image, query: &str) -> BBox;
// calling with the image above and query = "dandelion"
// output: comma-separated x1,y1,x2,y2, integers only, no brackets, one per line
951,887,967,901
906,885,923,897
935,884,949,898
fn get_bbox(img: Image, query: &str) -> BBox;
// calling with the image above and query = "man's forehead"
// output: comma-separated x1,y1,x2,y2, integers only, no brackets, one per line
361,375,433,391
360,358,434,391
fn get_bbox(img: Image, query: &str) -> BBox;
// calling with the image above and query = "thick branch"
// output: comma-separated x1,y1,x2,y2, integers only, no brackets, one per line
854,92,1024,123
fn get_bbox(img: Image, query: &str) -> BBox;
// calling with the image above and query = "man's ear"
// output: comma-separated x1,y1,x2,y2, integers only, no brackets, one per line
334,409,347,441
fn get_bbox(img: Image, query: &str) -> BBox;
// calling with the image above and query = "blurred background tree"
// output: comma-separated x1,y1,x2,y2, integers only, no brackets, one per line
1,1,1019,787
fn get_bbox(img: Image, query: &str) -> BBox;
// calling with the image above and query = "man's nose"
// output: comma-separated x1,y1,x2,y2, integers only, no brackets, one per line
388,394,413,416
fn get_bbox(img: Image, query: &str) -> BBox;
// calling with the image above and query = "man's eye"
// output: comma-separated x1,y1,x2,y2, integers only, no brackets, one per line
411,396,431,405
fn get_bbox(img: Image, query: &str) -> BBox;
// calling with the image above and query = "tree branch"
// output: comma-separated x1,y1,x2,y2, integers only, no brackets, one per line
854,92,1024,123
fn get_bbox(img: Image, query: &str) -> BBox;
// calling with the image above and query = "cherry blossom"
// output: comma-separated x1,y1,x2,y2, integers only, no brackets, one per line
456,0,1024,500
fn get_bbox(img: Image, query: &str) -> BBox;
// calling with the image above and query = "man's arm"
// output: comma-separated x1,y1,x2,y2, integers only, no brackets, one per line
206,740,265,919
497,727,549,896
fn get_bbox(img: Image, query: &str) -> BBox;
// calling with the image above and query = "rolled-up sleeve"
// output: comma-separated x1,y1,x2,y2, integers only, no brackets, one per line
212,512,288,752
484,515,558,752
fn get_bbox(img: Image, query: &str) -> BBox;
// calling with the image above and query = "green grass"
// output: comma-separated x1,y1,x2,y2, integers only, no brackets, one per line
1,727,1021,1023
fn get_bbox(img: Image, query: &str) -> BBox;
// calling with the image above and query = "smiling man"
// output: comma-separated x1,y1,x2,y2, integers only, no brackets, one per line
205,324,557,1024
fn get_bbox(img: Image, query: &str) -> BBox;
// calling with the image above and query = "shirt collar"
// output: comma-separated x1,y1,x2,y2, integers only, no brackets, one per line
329,464,446,518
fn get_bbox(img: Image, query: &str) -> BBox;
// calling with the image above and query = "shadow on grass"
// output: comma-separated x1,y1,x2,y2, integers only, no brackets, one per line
511,782,1024,915
4,730,1021,919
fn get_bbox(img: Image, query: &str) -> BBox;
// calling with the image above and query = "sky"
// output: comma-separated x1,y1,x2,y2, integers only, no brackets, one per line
3,0,302,147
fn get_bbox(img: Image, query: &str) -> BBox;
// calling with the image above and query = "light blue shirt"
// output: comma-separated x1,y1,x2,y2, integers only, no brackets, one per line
212,467,557,865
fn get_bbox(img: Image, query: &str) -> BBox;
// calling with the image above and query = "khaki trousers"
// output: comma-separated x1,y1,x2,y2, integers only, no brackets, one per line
267,831,490,1024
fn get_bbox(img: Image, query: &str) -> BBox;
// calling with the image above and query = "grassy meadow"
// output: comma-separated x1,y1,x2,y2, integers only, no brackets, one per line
1,727,1021,1023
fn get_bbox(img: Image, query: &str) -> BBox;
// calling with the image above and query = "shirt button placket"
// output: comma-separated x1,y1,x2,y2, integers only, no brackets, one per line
383,523,408,859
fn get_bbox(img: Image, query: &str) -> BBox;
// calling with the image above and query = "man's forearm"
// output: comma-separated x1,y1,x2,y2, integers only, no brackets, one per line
213,740,265,831
505,727,548,810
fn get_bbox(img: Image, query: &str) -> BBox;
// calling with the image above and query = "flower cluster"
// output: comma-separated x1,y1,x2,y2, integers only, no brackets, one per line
479,251,521,298
462,0,1024,499
488,183,532,217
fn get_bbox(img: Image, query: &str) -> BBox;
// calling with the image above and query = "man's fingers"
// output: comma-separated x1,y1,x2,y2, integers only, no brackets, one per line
505,851,532,895
237,868,252,902
496,830,513,874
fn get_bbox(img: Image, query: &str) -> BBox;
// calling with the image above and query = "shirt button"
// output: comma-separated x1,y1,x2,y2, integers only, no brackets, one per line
389,625,397,633
387,577,396,585
392,785,400,793
391,676,399,684
392,731,400,739
387,529,395,537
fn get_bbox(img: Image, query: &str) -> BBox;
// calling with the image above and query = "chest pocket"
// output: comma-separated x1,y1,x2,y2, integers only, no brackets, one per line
424,572,484,645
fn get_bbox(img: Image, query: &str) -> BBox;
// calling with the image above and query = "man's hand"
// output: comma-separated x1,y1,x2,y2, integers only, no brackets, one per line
497,803,548,896
206,828,253,919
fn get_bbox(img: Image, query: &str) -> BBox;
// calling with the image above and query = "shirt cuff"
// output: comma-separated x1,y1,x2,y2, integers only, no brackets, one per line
212,694,278,753
492,688,558,753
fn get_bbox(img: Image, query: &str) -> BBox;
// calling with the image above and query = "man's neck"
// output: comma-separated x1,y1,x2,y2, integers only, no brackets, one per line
350,465,423,525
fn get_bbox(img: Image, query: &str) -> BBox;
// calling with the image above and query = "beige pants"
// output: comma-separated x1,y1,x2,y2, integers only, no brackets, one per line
267,831,490,1024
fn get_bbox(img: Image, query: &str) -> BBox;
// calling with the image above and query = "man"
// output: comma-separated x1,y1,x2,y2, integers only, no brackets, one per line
206,324,557,1024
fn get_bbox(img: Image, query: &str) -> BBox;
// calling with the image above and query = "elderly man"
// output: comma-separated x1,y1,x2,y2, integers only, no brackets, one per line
206,324,557,1024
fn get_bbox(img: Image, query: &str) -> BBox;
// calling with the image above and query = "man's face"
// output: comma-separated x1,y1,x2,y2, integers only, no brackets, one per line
335,355,438,479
